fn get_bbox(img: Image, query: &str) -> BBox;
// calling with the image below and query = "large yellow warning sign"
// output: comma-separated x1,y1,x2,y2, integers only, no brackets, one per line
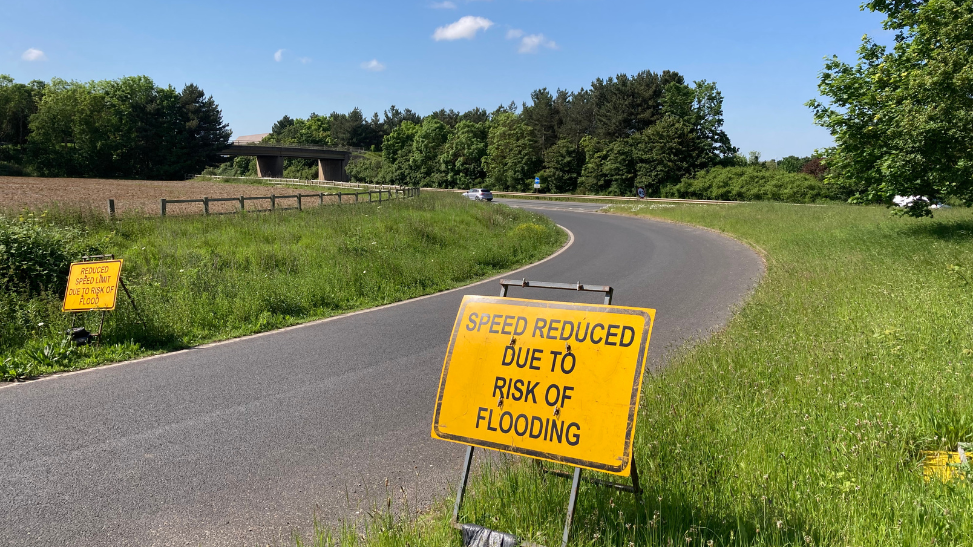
62,260,123,312
432,295,655,476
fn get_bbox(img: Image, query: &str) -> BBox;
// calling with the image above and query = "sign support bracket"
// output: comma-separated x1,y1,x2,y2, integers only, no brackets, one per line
449,279,641,547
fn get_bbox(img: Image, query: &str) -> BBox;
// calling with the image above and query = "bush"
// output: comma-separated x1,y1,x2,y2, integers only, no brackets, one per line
0,212,100,296
664,166,844,203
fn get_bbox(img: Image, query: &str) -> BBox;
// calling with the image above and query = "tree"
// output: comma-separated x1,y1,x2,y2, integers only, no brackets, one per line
440,120,488,189
521,88,559,152
808,0,973,216
25,76,229,179
0,76,43,147
777,155,811,173
483,112,541,191
630,115,699,195
541,138,582,194
380,121,419,185
410,117,451,186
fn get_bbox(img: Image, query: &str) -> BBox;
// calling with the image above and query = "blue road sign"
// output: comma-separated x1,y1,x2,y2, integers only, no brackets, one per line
534,177,541,189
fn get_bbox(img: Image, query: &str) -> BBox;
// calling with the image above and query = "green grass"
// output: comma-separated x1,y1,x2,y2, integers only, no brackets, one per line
1,193,565,380
319,202,973,547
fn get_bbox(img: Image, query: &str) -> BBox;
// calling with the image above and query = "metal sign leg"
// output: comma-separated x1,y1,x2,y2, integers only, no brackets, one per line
561,467,582,547
452,445,475,525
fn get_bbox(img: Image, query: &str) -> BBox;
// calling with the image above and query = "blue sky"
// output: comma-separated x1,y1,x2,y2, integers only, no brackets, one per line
2,0,887,159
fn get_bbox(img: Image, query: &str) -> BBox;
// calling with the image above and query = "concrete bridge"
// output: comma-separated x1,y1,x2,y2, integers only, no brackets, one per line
220,143,354,181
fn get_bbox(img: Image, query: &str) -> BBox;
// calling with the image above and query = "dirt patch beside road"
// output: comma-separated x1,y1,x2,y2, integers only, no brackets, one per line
0,176,352,216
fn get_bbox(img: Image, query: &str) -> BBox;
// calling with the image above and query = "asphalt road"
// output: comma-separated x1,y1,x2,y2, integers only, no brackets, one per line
0,199,763,546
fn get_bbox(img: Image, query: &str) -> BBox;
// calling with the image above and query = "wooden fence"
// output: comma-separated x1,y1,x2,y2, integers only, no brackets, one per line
105,187,420,218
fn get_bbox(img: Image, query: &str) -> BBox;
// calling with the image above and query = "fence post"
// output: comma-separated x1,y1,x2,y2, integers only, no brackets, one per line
108,199,116,218
338,192,342,204
160,198,167,216
297,195,303,211
203,197,210,215
271,194,276,210
355,192,359,203
240,196,245,211
369,191,373,203
320,192,324,206
379,190,382,204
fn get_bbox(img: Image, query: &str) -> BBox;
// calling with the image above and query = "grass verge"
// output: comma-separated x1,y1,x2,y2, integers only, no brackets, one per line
316,202,973,546
1,193,565,381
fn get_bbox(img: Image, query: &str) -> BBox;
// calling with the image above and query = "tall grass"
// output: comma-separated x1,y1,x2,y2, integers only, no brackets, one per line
330,202,973,547
0,193,565,379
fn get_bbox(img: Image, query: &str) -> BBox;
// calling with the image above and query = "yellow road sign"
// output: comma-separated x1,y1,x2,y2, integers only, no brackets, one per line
432,295,655,476
62,260,123,312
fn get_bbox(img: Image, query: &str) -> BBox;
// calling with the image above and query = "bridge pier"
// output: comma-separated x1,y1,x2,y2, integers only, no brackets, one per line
318,158,349,182
256,156,284,178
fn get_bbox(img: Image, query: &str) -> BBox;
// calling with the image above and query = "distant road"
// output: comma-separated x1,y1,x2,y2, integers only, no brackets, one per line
0,199,762,546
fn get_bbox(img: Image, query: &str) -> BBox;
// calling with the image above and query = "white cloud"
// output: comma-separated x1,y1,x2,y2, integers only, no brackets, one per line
433,15,493,41
274,49,284,62
361,59,386,71
506,28,523,39
21,48,46,61
518,34,557,54
299,57,312,64
430,1,456,8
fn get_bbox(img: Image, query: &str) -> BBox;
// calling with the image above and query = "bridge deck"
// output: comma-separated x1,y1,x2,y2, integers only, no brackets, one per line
220,143,352,160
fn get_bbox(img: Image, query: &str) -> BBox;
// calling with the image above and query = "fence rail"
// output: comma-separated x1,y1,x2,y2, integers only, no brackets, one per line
142,187,420,216
188,174,398,192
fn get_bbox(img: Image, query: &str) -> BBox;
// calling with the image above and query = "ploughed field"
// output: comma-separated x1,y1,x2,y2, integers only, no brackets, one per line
0,176,344,215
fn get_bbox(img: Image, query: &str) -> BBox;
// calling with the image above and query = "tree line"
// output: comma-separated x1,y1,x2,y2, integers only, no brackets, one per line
0,75,230,180
214,70,740,196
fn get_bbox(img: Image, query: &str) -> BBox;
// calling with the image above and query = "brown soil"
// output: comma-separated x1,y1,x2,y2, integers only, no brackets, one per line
0,177,361,216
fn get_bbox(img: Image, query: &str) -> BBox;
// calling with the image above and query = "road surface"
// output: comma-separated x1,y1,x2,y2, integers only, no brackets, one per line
0,199,762,546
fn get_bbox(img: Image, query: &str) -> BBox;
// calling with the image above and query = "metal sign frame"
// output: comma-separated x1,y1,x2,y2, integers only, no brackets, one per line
449,278,643,547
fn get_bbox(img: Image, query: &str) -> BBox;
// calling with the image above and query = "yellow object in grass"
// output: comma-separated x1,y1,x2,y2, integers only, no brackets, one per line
921,450,967,483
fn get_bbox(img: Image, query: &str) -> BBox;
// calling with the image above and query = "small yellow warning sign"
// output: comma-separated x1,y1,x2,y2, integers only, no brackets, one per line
62,260,123,312
432,295,655,476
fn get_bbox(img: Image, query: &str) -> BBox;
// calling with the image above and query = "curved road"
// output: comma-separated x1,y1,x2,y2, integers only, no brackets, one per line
0,199,762,546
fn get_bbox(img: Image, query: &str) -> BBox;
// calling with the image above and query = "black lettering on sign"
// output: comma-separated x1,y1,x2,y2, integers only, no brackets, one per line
529,348,543,370
467,312,479,331
514,414,529,436
524,381,539,404
478,313,491,332
501,315,514,335
516,347,531,368
620,325,636,347
514,316,528,336
499,411,513,433
474,411,582,446
560,352,576,374
544,384,560,406
512,379,525,401
574,322,589,343
559,321,574,340
529,416,543,438
546,319,561,339
605,324,620,346
566,423,581,446
590,323,605,344
493,377,506,397
532,318,547,338
489,314,503,334
501,346,515,366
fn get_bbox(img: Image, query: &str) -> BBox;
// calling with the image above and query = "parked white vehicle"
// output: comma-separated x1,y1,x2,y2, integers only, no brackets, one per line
462,188,493,201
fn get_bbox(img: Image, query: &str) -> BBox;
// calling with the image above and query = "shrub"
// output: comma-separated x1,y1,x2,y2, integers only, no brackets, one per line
664,166,844,203
0,211,100,296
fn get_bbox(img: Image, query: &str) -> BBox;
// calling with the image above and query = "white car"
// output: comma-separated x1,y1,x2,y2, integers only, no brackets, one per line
462,188,493,201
